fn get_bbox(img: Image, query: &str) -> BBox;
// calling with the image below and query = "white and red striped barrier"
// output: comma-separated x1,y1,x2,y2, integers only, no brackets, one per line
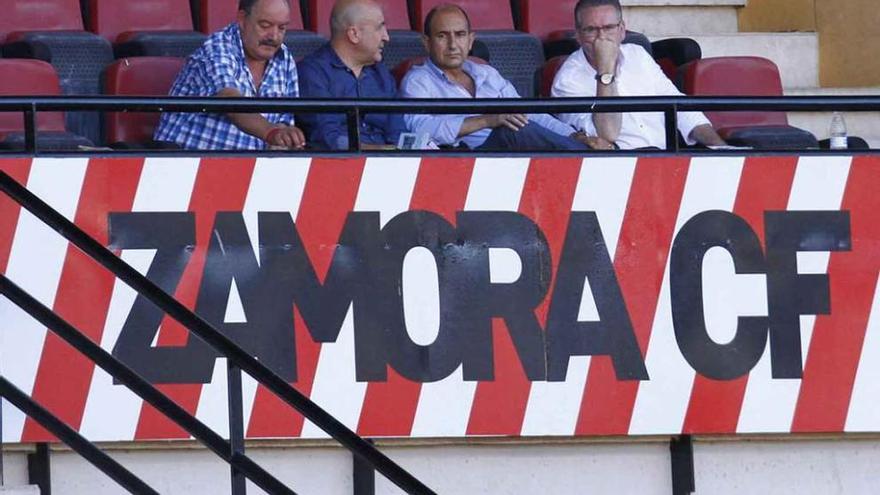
1,155,879,443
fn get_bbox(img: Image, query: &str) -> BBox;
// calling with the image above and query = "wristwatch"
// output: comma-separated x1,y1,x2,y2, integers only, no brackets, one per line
595,73,615,85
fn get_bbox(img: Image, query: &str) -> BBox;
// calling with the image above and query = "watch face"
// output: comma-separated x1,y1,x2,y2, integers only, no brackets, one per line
600,73,614,85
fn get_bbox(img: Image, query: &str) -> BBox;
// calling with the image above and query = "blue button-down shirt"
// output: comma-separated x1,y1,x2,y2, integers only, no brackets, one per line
400,59,575,149
298,43,406,150
154,23,298,150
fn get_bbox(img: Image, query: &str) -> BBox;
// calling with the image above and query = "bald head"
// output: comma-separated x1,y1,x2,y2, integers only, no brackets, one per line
330,0,382,38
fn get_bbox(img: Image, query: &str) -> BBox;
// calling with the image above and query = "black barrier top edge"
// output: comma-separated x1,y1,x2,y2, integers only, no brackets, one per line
4,148,880,159
1,95,880,113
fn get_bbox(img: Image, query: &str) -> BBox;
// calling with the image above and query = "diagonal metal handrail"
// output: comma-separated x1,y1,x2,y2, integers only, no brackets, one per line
0,274,295,494
0,171,434,494
0,375,159,494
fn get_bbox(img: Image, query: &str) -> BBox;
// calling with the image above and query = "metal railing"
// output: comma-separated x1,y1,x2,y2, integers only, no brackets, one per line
0,169,435,494
2,94,879,153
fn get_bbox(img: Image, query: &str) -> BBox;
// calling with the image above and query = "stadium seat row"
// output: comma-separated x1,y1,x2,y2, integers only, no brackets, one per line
0,53,817,151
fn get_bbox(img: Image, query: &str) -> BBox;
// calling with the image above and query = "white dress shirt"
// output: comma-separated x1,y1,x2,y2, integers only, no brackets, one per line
551,44,710,149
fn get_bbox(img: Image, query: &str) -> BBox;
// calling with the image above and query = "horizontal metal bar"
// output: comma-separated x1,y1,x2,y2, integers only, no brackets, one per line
0,171,434,494
0,376,159,495
0,95,878,114
0,275,297,495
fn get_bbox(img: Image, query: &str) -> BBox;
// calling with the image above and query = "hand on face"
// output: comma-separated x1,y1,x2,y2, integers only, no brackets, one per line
593,36,620,74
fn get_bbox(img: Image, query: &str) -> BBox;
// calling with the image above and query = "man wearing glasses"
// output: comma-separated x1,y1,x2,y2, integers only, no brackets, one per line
551,0,725,150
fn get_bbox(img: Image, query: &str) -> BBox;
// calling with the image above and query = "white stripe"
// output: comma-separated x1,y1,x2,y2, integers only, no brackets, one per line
846,274,880,432
195,157,310,436
629,156,744,435
738,155,851,433
521,157,636,436
411,157,529,437
302,157,420,437
0,158,88,442
80,158,199,441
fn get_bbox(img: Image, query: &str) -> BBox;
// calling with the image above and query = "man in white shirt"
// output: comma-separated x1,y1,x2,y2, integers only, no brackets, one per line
551,0,725,150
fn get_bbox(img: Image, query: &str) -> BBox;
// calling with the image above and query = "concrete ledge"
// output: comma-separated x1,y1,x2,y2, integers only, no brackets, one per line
0,487,39,495
626,6,739,35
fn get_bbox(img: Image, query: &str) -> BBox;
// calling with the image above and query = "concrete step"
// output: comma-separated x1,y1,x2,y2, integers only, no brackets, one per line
785,87,880,147
625,5,740,36
0,487,40,495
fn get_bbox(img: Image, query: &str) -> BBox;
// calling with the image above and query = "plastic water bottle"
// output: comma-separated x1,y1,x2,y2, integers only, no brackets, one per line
829,112,848,149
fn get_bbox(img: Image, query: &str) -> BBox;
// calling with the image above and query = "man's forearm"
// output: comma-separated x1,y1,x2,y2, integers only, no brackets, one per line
591,81,622,142
459,115,491,138
227,112,277,141
689,124,726,147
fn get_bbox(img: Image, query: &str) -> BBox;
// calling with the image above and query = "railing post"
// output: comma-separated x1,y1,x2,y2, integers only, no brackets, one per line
670,435,695,495
352,439,375,495
28,443,51,494
23,104,37,154
228,361,246,495
664,107,679,152
347,107,361,152
0,390,4,486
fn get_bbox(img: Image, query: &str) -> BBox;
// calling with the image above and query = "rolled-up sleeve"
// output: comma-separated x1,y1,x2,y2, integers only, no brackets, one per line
400,74,466,145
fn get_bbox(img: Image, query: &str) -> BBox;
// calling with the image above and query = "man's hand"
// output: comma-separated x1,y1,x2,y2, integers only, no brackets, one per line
487,113,529,132
593,37,620,74
265,125,306,149
572,132,615,150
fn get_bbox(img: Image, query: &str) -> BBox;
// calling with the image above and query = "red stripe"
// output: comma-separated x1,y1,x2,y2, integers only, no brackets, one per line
22,158,144,442
247,157,365,438
358,157,474,436
682,156,797,434
467,157,582,435
575,157,689,435
135,157,255,440
793,156,880,432
0,158,32,274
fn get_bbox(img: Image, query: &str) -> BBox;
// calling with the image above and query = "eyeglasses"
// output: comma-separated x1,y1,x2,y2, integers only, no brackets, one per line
578,22,621,38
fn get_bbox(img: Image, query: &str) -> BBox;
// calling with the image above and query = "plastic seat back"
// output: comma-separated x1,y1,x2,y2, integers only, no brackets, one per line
681,56,788,129
87,0,197,42
516,0,573,40
1,0,84,42
0,60,66,133
536,55,567,98
102,57,186,144
307,0,411,36
197,0,306,34
413,0,515,31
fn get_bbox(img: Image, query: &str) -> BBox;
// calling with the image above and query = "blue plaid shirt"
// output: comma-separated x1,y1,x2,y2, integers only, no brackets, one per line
154,23,298,150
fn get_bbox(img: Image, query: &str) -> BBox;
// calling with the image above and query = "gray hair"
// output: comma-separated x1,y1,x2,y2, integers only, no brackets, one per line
574,0,622,28
238,0,291,17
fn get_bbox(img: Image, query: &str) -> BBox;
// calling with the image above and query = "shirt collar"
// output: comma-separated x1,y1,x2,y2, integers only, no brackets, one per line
425,58,485,87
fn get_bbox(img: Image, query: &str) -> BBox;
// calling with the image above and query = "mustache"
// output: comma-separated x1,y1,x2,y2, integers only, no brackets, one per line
259,39,280,47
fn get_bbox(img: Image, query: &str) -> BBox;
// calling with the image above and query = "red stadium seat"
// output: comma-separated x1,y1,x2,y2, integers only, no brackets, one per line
0,59,93,150
680,56,817,148
516,0,573,41
413,0,514,31
535,55,567,98
86,0,207,58
102,57,186,147
0,0,84,42
0,0,113,144
197,0,306,33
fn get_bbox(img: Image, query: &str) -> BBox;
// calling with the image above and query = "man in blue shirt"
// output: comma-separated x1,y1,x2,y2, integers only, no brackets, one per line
155,0,306,150
298,0,406,150
400,4,594,151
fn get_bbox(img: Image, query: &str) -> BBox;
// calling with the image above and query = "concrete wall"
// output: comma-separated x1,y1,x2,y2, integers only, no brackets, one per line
14,436,880,494
739,0,880,87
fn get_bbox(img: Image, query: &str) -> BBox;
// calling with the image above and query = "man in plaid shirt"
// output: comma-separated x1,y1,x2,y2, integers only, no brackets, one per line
155,0,306,150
